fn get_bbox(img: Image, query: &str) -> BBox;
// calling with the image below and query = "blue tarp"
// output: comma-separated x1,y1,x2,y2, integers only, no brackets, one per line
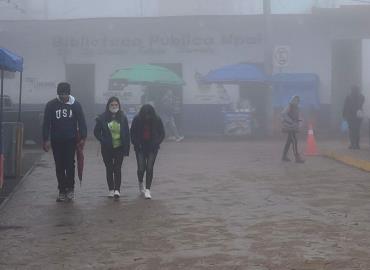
203,63,267,83
272,73,320,108
0,48,23,72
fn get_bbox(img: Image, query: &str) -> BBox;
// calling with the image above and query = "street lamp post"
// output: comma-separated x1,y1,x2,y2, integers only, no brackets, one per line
263,0,274,136
263,0,272,75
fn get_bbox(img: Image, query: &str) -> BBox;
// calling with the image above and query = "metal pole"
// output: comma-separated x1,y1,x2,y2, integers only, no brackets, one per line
263,0,274,136
0,69,3,187
18,71,23,122
263,0,272,75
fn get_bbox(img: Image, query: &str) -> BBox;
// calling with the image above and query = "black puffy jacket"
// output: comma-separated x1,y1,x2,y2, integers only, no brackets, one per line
94,111,130,156
130,115,165,152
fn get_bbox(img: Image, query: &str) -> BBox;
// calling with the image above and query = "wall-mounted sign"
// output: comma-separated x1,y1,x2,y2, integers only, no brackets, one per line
273,46,290,68
52,33,263,56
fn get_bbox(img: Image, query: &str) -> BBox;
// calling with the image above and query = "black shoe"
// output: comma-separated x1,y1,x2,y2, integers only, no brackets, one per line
295,156,305,163
56,192,67,202
282,156,291,162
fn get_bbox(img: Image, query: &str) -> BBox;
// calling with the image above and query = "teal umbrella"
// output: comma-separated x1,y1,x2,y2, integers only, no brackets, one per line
111,64,185,86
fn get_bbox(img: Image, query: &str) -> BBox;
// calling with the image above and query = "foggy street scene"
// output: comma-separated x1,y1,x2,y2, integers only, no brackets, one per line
2,0,370,269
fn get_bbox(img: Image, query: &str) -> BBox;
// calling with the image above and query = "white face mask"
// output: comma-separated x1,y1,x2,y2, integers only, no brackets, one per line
109,107,119,114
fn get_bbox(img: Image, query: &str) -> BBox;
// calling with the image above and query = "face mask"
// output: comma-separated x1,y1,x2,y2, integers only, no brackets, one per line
109,107,119,113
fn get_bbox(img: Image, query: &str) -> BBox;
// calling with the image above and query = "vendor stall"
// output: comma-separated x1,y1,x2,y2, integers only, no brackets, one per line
0,47,24,186
224,111,252,136
203,63,268,136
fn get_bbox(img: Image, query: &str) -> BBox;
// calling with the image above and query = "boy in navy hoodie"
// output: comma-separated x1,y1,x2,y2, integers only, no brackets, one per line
42,82,87,202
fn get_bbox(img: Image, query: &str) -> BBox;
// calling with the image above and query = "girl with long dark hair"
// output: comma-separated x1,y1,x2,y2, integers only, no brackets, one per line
130,104,165,199
94,97,130,198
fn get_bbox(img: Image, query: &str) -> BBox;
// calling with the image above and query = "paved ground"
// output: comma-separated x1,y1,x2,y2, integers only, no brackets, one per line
1,139,370,269
321,139,370,172
0,146,43,204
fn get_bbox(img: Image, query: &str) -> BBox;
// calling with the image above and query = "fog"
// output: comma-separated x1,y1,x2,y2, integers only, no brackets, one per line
1,0,370,139
3,2,370,268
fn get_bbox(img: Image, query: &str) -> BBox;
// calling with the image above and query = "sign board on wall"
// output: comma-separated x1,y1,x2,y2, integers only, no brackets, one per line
273,46,290,68
103,85,143,105
52,33,263,57
192,72,227,104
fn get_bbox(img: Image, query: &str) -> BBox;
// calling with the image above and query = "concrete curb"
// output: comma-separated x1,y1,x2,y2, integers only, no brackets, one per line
322,151,370,172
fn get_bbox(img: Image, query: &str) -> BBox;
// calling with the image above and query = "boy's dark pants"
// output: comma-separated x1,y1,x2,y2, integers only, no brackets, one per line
51,139,76,193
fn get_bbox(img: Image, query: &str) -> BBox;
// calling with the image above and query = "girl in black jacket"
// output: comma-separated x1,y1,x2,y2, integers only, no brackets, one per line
94,97,130,198
130,104,165,199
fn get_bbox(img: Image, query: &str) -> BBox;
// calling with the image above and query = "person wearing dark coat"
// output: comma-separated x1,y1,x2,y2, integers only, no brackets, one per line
281,95,304,163
94,97,130,198
42,82,87,202
130,104,165,199
157,89,184,142
343,85,365,149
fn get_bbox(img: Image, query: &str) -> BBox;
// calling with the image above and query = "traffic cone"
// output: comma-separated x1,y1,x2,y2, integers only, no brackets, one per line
304,123,318,156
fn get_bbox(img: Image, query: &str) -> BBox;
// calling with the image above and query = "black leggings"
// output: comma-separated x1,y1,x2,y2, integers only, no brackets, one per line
101,146,124,191
283,131,298,157
135,150,158,190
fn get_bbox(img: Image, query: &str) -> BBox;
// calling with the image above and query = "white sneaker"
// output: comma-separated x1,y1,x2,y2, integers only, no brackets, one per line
144,189,151,199
66,189,75,201
139,182,145,195
114,190,120,198
108,190,114,198
175,136,184,142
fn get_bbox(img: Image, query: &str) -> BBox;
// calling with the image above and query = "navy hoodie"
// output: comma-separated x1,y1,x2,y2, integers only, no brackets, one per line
42,96,87,142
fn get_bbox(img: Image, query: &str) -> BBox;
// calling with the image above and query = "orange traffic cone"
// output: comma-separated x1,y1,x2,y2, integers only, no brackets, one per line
304,123,318,156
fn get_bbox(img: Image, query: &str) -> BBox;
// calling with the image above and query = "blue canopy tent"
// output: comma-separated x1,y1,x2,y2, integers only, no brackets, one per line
0,48,24,187
203,63,268,84
271,73,320,109
0,48,23,73
200,63,269,136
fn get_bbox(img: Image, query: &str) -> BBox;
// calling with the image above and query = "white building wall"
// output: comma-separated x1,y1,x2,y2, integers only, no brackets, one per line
1,0,369,20
362,39,370,118
0,18,265,106
1,0,260,20
0,28,64,103
271,19,332,104
1,16,337,108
